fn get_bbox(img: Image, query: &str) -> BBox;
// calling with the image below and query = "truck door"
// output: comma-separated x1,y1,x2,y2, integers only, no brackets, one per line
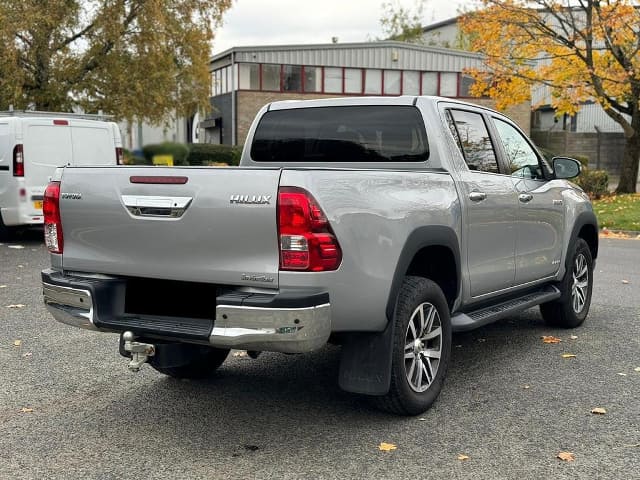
446,108,518,297
489,116,565,285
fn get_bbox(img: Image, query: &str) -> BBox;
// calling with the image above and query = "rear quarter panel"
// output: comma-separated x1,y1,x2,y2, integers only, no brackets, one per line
279,169,461,332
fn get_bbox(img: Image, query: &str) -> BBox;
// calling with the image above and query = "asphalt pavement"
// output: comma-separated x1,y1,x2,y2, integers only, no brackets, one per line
1,231,638,480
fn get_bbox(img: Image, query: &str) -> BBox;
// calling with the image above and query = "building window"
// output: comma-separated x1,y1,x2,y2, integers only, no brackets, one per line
324,67,342,93
403,71,420,95
305,67,322,92
440,72,458,97
383,70,401,95
364,69,382,94
262,64,281,91
421,72,438,95
283,65,302,92
344,68,362,94
239,63,259,90
459,74,475,97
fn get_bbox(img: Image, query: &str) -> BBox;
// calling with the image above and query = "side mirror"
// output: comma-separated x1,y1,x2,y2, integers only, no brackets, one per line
552,157,581,179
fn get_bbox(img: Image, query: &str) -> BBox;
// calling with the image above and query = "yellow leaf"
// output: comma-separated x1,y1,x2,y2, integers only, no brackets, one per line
561,354,577,358
378,442,397,452
557,451,575,462
19,407,33,413
591,407,607,414
542,335,562,344
457,454,470,461
13,340,21,347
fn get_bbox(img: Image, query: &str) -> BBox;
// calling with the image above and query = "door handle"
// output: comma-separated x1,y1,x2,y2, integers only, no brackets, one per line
519,193,533,203
121,195,192,218
469,191,487,202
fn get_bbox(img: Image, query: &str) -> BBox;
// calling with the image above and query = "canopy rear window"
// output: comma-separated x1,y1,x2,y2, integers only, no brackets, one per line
250,106,429,163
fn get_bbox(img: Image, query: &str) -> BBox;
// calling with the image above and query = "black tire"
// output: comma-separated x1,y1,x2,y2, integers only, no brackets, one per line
374,276,452,416
150,345,230,379
540,238,593,328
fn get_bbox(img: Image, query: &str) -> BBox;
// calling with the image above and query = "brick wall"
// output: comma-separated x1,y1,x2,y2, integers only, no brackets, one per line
235,92,532,146
531,130,626,174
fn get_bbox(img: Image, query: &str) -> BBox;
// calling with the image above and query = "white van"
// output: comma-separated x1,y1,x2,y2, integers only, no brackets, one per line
0,111,123,239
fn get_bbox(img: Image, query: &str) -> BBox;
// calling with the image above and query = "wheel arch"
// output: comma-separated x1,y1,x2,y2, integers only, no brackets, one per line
569,210,599,262
385,226,461,321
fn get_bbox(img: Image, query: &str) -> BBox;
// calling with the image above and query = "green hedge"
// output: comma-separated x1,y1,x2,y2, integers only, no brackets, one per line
142,142,190,166
187,143,242,166
575,168,609,199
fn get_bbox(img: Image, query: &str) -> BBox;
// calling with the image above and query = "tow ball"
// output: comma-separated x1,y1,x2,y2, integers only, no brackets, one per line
121,331,155,372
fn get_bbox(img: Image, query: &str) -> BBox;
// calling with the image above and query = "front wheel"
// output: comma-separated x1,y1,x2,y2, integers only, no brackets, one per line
540,238,593,328
374,276,452,416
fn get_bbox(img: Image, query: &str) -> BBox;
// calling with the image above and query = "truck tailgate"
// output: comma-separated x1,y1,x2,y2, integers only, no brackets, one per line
59,167,282,288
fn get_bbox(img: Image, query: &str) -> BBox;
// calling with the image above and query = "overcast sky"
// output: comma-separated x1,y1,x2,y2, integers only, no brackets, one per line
212,0,475,54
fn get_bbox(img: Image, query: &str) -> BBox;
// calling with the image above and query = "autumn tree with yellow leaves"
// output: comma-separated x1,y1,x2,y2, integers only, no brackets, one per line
0,0,232,123
460,0,640,193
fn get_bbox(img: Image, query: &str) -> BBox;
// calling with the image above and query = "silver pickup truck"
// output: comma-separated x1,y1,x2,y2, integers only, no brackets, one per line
41,96,597,415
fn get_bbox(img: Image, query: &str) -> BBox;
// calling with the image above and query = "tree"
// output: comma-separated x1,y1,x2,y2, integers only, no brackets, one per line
0,0,232,123
380,0,428,43
459,0,640,193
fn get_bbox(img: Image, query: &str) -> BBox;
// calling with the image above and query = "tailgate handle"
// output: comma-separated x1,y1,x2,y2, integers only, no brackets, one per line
121,195,192,218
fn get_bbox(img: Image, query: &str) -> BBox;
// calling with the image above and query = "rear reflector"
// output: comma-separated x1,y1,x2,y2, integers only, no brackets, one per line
130,176,188,184
43,182,63,253
53,119,69,126
277,187,342,271
13,144,24,177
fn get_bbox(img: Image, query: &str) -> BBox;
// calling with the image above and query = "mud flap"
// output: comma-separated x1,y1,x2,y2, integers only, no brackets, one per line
338,319,394,396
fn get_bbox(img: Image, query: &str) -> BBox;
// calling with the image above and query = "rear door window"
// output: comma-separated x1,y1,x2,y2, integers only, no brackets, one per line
446,109,499,173
251,106,429,163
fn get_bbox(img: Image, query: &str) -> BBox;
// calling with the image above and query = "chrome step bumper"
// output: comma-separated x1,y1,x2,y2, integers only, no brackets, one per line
41,270,331,354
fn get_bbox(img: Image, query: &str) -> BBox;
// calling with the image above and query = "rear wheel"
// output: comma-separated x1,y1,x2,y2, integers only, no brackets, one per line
150,345,230,379
540,238,593,328
374,276,452,416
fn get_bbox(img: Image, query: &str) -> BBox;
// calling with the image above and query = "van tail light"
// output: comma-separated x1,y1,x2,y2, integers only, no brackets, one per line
116,147,124,165
43,181,63,254
277,187,342,271
13,144,24,177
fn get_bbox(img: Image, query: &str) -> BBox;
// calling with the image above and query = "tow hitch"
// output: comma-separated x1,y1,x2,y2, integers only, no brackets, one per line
121,331,155,372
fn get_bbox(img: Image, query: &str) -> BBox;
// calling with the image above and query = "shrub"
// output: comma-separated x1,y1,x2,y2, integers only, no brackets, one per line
123,148,148,165
187,143,242,166
142,142,190,166
575,168,609,199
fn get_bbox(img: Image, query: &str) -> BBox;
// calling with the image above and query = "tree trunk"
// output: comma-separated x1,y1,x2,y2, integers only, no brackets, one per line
616,133,640,194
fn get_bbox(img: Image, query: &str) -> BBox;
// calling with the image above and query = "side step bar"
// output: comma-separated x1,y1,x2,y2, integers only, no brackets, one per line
451,285,561,332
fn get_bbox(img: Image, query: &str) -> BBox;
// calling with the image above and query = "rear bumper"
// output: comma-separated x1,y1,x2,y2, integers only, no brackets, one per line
1,206,44,226
41,269,331,354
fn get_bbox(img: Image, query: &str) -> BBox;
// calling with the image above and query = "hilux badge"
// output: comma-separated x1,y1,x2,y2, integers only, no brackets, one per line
229,194,271,205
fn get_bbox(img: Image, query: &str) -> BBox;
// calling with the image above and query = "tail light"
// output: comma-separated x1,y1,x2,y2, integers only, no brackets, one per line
43,181,63,253
277,187,342,271
13,144,24,177
116,147,124,165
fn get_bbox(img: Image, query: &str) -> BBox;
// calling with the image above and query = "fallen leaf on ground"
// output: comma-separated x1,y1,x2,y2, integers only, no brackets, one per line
8,245,24,249
6,304,26,308
419,417,427,421
542,335,562,344
13,340,21,347
19,407,33,413
457,454,470,461
622,280,630,284
522,385,531,389
617,373,627,376
634,367,640,372
22,352,32,357
0,285,6,288
378,442,397,452
591,407,607,415
232,351,248,358
557,451,575,462
570,335,578,340
561,354,577,358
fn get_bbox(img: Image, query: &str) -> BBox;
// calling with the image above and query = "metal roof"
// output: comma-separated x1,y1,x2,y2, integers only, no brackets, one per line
211,41,484,72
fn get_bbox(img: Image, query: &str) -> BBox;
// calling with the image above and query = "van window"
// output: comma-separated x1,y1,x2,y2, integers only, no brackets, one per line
251,106,429,162
71,126,114,166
